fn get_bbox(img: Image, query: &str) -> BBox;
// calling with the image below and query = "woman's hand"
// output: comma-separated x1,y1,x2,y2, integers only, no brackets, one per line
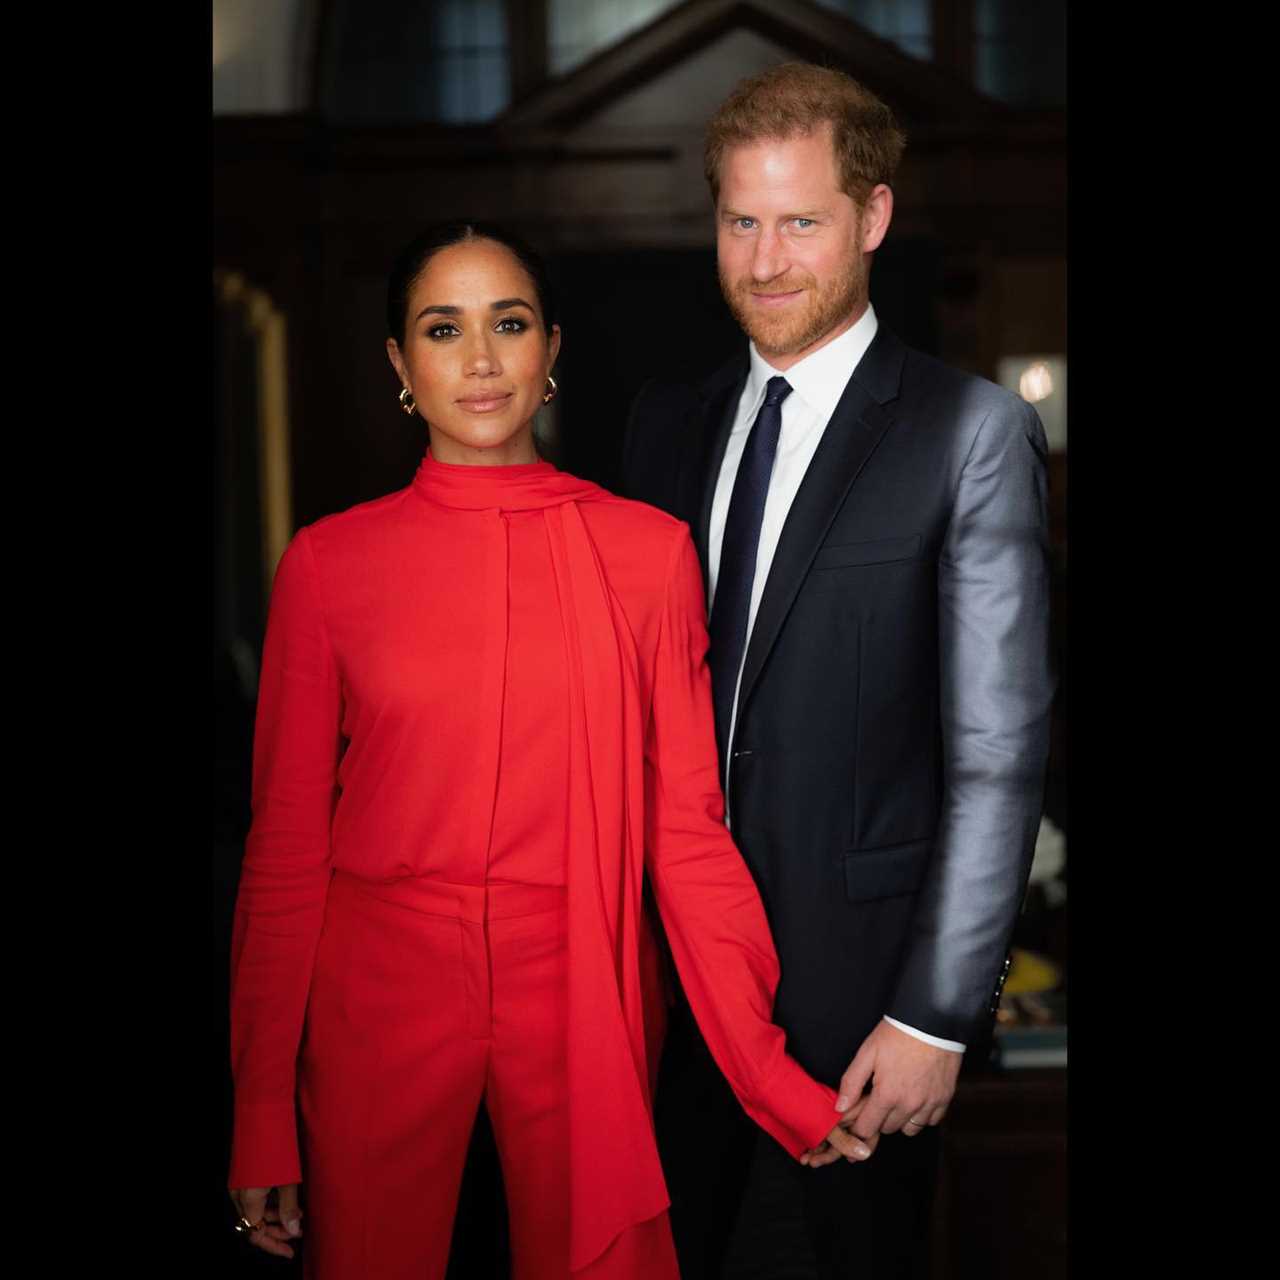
229,1184,304,1260
799,1101,880,1168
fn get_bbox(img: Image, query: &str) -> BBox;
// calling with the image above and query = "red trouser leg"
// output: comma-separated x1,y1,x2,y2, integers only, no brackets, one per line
298,874,491,1279
299,873,681,1279
485,891,571,1277
485,890,680,1280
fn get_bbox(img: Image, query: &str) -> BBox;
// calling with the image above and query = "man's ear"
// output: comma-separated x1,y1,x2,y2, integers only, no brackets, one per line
860,184,894,254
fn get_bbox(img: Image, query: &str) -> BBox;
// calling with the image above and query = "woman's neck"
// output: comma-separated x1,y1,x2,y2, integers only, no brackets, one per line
428,429,539,467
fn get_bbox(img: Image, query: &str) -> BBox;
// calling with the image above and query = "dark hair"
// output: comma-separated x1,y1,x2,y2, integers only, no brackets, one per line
386,220,559,346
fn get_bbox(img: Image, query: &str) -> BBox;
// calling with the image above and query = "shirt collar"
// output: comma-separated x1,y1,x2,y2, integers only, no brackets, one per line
744,303,879,424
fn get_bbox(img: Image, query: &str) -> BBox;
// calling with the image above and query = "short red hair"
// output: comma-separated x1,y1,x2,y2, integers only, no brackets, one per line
704,62,906,205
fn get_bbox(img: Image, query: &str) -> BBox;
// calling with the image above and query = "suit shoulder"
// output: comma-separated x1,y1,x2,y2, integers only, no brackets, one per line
900,347,1043,444
898,346,984,401
627,376,703,439
630,351,745,428
632,372,703,405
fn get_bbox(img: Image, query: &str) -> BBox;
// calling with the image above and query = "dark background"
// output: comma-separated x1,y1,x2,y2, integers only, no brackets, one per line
214,2,1067,1274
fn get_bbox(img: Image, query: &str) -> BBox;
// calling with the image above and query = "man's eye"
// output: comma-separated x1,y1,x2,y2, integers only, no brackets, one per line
735,218,756,231
794,218,814,229
495,317,527,333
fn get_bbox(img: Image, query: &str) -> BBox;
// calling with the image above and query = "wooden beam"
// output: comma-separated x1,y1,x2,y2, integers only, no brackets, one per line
498,0,1004,132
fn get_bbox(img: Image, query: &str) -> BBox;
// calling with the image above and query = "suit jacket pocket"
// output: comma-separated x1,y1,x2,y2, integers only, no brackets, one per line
811,534,921,572
843,838,932,903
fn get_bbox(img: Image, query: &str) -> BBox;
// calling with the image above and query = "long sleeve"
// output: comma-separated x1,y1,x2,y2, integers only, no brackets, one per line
643,528,837,1158
886,398,1054,1044
229,528,343,1188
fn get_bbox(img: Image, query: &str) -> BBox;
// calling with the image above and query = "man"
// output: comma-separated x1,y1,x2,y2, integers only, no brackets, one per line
621,63,1053,1279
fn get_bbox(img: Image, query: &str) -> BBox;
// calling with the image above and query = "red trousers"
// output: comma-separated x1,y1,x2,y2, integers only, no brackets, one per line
298,871,679,1278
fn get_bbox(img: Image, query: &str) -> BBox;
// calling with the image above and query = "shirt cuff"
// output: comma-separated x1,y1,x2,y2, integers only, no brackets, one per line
883,1016,965,1053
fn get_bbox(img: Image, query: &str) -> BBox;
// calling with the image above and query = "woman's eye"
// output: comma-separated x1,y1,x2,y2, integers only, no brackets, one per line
495,317,527,334
427,323,460,340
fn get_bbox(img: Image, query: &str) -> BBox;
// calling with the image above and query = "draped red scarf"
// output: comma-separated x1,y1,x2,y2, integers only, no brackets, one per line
414,454,668,1270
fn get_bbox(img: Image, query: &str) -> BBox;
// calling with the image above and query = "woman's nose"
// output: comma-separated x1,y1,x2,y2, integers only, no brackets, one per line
464,334,501,376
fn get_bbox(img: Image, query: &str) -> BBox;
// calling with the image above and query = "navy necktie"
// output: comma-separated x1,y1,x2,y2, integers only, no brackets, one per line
709,375,792,765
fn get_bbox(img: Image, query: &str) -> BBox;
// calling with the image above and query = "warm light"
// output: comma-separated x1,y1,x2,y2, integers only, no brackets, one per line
998,355,1066,452
1019,361,1054,403
212,0,239,69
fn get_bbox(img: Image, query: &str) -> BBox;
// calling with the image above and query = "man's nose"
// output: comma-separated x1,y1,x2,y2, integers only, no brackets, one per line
751,227,787,282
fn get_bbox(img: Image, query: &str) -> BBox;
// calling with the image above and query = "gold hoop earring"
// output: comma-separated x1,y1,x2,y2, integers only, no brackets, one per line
542,374,558,406
399,387,416,416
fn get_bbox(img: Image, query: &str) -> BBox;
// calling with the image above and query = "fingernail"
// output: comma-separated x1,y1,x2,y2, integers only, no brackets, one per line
835,1095,849,1110
285,1218,301,1237
854,1144,870,1159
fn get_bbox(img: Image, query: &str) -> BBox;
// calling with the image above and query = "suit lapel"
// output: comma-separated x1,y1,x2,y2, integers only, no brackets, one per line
735,327,906,726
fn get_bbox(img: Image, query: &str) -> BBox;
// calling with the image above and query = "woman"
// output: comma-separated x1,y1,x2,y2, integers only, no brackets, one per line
227,222,872,1278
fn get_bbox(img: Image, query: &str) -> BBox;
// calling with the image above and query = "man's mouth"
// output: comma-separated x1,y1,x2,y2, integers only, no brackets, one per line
750,289,805,307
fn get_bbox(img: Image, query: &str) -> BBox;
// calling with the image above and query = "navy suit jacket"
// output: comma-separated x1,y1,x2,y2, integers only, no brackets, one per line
620,324,1054,1080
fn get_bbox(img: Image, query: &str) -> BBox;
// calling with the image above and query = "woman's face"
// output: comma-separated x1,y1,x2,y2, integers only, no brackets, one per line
386,238,561,466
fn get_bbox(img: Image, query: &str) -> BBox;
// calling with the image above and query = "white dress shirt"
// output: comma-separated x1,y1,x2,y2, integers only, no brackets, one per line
708,304,964,1055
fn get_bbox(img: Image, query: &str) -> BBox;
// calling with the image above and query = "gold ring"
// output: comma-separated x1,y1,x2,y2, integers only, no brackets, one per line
235,1216,264,1234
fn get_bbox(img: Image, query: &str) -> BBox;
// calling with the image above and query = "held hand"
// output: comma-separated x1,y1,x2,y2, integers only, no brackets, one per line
230,1183,304,1260
834,1019,962,1137
800,1098,880,1169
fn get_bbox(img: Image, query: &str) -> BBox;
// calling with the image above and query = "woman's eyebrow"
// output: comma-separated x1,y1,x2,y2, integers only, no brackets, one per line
415,303,460,320
414,298,534,321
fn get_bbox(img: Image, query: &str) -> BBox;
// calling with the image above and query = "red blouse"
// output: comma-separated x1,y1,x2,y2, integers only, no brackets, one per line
230,451,838,1270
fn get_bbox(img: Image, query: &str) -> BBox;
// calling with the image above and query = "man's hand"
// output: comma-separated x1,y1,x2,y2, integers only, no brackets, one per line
834,1019,962,1137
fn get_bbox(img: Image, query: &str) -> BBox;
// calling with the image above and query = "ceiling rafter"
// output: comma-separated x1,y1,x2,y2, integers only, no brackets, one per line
497,0,1005,132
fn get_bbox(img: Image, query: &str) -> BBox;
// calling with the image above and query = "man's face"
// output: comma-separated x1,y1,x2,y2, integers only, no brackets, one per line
715,126,881,369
